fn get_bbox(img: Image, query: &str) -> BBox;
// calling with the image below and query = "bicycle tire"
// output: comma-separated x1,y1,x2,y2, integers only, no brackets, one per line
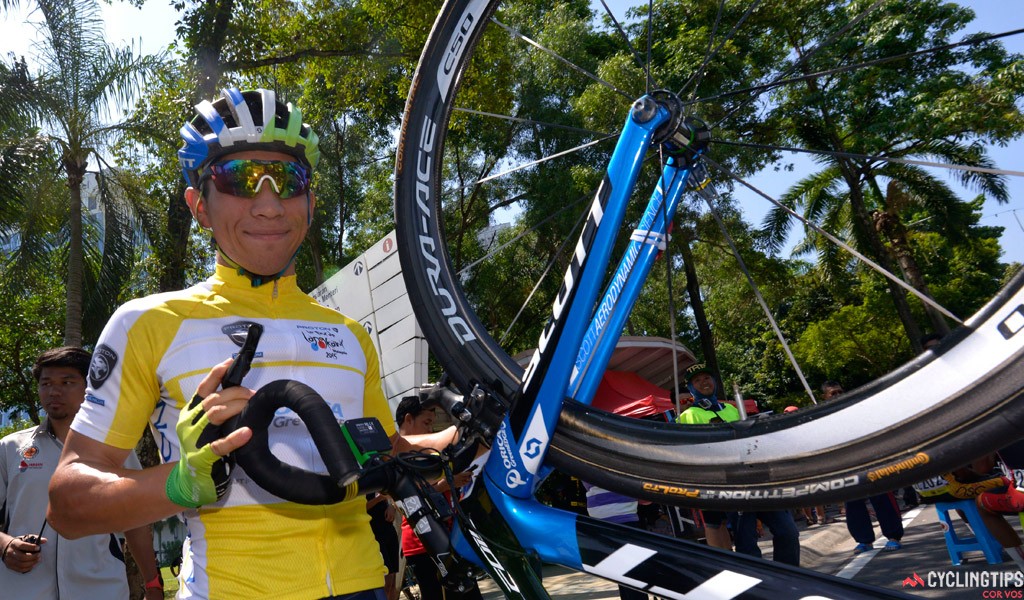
393,0,1024,509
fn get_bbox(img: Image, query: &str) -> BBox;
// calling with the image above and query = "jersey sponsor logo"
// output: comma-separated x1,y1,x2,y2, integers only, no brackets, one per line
17,446,43,472
85,393,106,406
222,321,261,347
89,344,118,390
19,459,43,472
494,422,524,488
297,325,349,358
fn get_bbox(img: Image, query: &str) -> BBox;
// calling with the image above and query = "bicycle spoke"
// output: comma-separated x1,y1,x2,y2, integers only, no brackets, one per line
454,107,611,137
677,0,761,103
685,26,1024,108
712,0,889,128
704,154,964,324
458,135,616,189
491,17,635,101
499,203,589,345
594,0,652,90
692,168,818,405
714,138,1024,178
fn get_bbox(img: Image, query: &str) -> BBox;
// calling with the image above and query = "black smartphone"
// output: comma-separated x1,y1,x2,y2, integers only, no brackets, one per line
222,323,264,389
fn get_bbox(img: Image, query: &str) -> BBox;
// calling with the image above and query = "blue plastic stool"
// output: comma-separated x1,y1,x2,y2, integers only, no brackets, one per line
934,500,1004,565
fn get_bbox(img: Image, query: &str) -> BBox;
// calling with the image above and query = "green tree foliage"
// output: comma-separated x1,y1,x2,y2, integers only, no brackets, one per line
762,0,1024,350
0,238,65,422
10,0,161,345
4,0,1020,415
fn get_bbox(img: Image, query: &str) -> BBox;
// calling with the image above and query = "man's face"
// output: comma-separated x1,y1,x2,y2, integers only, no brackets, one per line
690,372,716,396
823,385,843,401
402,410,435,436
187,150,313,277
38,366,86,422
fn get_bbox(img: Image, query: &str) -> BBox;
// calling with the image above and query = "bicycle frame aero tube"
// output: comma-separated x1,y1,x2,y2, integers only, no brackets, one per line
487,100,673,499
451,476,915,600
570,156,697,404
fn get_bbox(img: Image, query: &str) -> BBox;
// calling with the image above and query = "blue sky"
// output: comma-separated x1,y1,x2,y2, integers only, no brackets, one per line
2,0,1021,263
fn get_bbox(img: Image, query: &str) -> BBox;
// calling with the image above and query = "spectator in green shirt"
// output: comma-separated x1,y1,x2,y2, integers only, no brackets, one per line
675,364,738,425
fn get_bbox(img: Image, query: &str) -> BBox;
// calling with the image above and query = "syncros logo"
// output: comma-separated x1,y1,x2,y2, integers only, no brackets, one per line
414,114,476,345
521,176,610,392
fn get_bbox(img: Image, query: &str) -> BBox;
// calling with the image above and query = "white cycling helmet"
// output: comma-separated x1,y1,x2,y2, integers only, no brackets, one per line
178,88,320,187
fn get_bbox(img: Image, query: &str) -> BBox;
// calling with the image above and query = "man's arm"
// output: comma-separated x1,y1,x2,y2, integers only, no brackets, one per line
124,523,163,600
391,425,459,455
48,433,179,538
50,359,254,538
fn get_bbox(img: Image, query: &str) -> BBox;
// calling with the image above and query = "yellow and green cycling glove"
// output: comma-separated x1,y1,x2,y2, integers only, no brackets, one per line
165,394,234,508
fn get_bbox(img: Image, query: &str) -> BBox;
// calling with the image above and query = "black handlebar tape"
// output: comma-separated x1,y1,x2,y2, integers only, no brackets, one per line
228,379,362,505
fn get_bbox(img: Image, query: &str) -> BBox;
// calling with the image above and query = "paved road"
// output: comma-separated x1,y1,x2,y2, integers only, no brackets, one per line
476,504,1024,600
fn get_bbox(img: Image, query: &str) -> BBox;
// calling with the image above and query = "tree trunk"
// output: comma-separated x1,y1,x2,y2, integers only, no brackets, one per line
844,178,924,353
678,229,722,396
875,181,951,336
332,118,347,262
160,181,191,292
793,38,924,354
872,207,950,337
63,157,87,347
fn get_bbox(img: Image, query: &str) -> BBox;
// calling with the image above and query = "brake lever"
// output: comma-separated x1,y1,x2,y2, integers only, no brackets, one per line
223,323,263,389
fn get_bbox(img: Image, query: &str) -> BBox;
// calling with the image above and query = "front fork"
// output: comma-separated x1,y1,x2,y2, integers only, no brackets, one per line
443,91,711,599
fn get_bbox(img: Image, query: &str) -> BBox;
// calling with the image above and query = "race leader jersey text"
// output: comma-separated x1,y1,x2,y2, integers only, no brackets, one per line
71,265,396,600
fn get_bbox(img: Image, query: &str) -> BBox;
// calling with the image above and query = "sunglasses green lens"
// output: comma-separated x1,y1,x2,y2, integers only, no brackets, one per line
204,159,310,198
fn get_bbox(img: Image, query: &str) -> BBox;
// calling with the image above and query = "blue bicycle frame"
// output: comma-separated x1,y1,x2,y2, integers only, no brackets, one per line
439,93,915,600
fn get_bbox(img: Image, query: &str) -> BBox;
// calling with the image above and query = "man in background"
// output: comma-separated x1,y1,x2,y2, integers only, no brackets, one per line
1,346,162,599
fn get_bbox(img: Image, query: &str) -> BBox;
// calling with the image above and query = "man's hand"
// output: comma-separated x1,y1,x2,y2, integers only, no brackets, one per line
2,535,46,573
165,359,254,508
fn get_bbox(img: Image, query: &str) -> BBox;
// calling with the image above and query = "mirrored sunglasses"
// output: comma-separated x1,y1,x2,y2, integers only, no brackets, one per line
202,159,311,199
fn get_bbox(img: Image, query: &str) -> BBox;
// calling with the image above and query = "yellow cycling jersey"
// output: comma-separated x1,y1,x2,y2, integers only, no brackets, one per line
71,265,396,600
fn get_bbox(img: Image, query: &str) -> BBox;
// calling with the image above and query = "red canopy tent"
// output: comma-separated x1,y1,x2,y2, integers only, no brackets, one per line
591,370,761,418
591,370,675,419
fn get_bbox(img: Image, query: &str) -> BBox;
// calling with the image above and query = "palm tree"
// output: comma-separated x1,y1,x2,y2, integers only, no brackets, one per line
760,0,1023,352
763,134,1010,345
19,0,160,345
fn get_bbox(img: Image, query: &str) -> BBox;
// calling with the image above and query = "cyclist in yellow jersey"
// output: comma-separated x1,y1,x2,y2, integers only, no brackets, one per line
47,88,458,600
